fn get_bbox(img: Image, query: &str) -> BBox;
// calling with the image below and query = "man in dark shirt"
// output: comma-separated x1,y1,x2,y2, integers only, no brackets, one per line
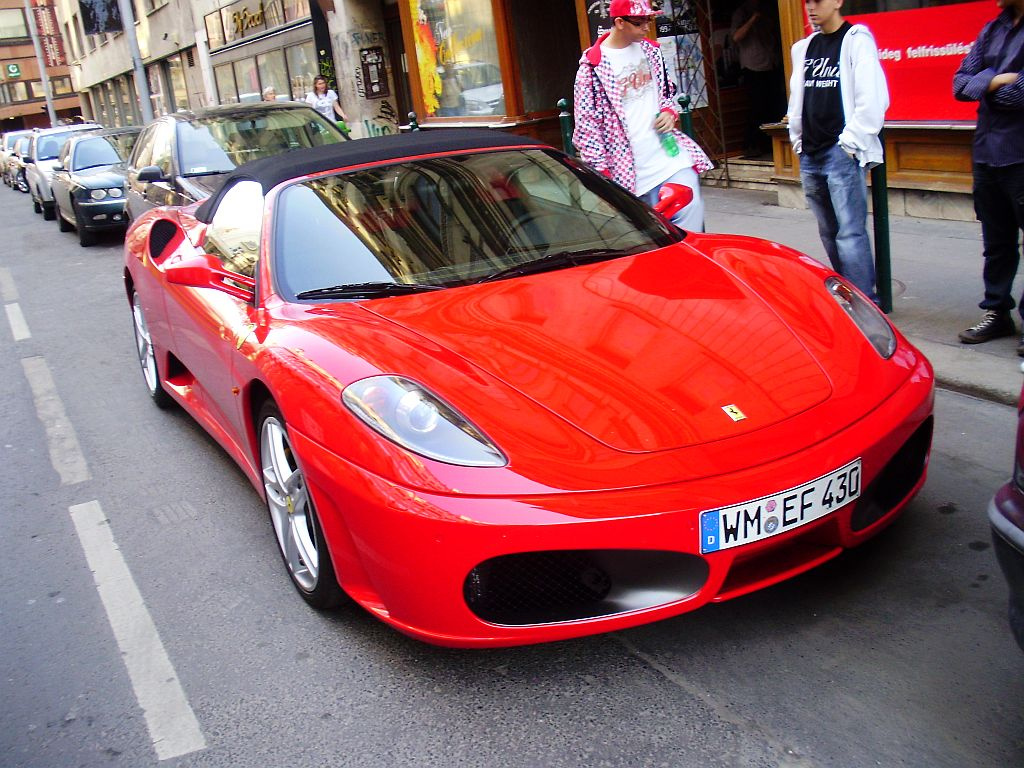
786,0,888,304
953,0,1024,355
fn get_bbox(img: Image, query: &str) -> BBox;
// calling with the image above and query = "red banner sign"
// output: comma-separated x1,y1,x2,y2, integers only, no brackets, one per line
847,1,995,122
30,1,66,68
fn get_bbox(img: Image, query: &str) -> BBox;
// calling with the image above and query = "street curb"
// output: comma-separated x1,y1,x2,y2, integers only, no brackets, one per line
910,337,1022,407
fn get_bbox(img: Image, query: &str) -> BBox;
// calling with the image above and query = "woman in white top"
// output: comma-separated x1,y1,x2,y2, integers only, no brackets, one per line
305,76,348,121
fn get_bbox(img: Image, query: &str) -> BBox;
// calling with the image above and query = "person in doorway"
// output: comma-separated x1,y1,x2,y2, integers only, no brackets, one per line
731,0,785,157
952,0,1024,354
573,0,712,231
305,76,352,139
786,0,888,304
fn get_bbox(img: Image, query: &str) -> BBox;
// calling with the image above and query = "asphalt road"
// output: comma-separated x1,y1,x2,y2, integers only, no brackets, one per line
1,189,1021,768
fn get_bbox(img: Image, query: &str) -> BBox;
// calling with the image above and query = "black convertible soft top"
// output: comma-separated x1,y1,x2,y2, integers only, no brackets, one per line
194,128,548,223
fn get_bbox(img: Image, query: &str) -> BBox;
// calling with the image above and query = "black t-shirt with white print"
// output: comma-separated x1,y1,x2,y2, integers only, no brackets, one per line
801,21,850,156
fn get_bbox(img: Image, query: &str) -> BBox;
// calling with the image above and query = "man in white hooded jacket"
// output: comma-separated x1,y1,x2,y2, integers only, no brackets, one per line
787,0,888,304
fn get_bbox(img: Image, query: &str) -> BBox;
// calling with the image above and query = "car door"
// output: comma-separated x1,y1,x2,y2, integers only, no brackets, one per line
125,124,156,221
51,142,73,218
162,180,265,454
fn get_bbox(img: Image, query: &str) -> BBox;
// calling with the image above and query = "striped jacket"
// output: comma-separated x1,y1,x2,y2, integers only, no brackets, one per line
573,34,713,193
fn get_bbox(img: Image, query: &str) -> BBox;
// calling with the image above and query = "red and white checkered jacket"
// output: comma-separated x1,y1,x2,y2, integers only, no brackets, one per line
573,34,713,193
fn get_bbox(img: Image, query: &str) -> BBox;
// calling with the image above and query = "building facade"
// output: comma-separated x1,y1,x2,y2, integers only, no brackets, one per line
1,0,81,130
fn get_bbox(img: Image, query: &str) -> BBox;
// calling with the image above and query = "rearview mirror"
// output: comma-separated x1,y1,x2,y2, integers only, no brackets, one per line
137,165,167,183
165,254,255,301
653,182,694,221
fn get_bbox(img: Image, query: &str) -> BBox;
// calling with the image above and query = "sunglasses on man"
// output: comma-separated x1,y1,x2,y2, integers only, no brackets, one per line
620,16,653,26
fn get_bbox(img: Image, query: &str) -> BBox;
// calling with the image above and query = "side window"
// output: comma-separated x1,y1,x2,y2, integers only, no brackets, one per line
203,180,264,279
150,124,173,176
131,126,155,169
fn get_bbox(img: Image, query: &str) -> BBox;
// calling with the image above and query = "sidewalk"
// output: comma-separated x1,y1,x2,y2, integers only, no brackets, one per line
703,186,1024,407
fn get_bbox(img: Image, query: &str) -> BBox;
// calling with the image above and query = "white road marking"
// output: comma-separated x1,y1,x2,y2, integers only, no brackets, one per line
5,302,30,340
70,500,207,761
20,356,90,485
0,267,18,301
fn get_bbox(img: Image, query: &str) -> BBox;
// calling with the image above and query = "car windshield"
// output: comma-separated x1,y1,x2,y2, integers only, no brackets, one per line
37,131,76,160
273,148,681,300
73,137,122,170
177,108,344,176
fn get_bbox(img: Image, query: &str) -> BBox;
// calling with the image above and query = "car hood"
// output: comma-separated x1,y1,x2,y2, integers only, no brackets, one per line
74,165,126,187
363,244,834,453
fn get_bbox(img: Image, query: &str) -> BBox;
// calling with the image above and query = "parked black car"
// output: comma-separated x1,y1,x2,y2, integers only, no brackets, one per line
124,102,347,220
991,380,1024,652
52,126,141,246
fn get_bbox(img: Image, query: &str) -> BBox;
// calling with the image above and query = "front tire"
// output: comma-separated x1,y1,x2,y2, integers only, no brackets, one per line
131,290,172,408
42,202,55,221
76,206,97,246
57,206,73,232
32,194,41,213
259,401,343,609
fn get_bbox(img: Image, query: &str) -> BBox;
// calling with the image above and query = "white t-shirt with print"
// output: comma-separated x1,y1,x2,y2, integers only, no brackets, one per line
306,89,339,121
600,42,691,195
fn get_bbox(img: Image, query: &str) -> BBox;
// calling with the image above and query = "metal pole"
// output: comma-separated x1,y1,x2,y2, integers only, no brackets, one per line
25,0,57,126
557,98,575,156
676,94,693,139
116,0,154,123
870,129,892,313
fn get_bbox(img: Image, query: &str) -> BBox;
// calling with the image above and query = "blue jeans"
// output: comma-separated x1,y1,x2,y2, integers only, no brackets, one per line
641,167,705,232
800,143,878,303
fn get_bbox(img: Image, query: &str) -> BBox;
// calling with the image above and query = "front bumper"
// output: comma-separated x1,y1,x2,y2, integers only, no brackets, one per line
989,481,1024,651
76,198,128,230
294,369,934,648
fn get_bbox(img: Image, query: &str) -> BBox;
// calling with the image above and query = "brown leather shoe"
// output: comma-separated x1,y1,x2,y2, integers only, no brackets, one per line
958,311,1016,344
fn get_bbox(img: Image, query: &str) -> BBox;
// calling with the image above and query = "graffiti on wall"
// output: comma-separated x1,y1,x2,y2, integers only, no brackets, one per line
362,100,399,137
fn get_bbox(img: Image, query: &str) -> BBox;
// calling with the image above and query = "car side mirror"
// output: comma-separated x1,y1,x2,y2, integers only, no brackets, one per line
137,165,167,183
653,183,694,221
22,157,34,165
165,253,255,302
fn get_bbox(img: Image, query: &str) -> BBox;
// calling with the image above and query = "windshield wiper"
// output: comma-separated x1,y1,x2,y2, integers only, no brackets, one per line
183,169,233,178
295,282,445,300
479,247,625,283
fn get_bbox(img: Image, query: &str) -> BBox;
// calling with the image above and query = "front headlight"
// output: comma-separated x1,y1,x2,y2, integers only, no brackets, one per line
826,276,896,358
107,187,123,198
90,188,108,200
342,376,506,467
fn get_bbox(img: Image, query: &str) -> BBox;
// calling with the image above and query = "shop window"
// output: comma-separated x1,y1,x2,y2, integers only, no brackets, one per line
265,0,286,29
234,58,260,102
52,77,73,96
411,0,503,118
286,41,317,100
509,0,579,114
0,8,28,39
257,49,289,101
29,81,46,99
215,64,239,104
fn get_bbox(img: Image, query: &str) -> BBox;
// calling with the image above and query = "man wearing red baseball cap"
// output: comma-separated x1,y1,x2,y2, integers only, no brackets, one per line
573,0,712,230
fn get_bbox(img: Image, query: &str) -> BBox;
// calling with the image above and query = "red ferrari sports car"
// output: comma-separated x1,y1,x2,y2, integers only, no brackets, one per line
124,129,934,647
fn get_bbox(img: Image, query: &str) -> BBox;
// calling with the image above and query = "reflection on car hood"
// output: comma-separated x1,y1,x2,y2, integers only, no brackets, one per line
74,165,126,187
365,245,834,453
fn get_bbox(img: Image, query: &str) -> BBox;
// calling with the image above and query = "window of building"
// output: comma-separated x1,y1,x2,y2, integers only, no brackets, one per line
147,64,166,115
412,0,503,118
118,75,138,124
283,0,310,23
215,63,239,104
29,81,46,99
286,41,317,101
265,0,286,29
257,50,289,101
205,12,226,50
233,57,260,102
167,54,189,111
0,8,28,40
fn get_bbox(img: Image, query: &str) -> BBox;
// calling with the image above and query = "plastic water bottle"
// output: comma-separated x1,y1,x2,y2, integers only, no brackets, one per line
659,128,679,158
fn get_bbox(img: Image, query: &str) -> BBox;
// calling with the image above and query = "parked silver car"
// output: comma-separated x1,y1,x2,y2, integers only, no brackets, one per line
1,129,33,188
25,124,102,219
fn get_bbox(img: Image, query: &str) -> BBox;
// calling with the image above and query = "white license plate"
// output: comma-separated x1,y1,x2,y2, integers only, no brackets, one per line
700,459,862,554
